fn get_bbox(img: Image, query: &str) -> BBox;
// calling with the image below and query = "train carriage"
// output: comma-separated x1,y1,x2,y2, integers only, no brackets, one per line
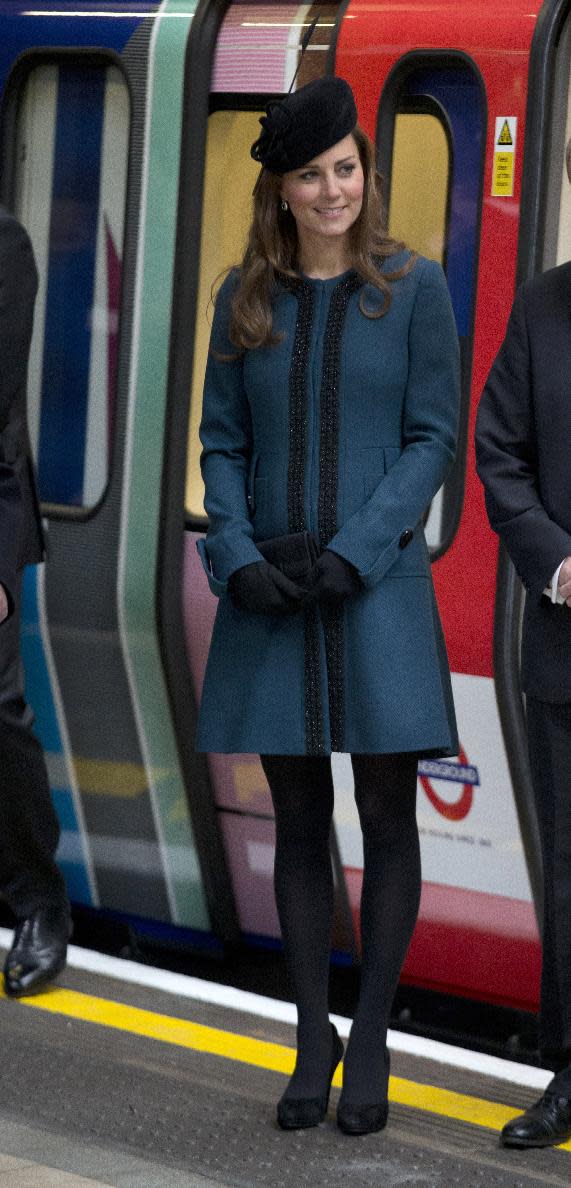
1,0,569,1013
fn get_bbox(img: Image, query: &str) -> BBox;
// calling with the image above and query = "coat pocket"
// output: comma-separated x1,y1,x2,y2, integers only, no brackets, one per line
362,446,403,499
248,455,272,524
362,447,387,499
252,477,274,538
383,446,401,473
247,453,259,514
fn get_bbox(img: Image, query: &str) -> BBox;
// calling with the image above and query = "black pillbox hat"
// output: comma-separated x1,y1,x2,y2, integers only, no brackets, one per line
251,77,358,175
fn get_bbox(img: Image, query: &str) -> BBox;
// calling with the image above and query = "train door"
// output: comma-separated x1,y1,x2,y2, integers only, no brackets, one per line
0,5,230,940
538,5,571,272
169,0,356,957
335,0,545,1008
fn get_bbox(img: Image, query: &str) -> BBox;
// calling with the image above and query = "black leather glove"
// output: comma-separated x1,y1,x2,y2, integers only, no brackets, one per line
228,560,306,615
305,550,362,604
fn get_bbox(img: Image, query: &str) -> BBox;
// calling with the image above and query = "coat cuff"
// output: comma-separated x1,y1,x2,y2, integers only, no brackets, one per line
196,537,228,596
196,536,263,598
523,527,571,598
328,525,425,588
329,539,396,589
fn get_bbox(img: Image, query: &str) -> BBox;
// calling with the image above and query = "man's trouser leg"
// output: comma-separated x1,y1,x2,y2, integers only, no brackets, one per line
0,569,67,918
527,696,571,1069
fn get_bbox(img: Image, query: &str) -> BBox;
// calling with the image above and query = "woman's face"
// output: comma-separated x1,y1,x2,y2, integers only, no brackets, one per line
280,134,364,247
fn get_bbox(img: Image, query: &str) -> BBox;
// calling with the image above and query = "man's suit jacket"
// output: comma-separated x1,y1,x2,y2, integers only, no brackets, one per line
475,262,571,702
0,207,43,570
0,456,22,616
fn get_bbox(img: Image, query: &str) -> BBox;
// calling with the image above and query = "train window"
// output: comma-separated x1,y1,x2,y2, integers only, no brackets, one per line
387,103,451,548
378,60,485,558
388,111,449,266
12,60,129,511
185,107,262,519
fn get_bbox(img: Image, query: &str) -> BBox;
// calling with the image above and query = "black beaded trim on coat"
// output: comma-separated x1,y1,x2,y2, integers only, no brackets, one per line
285,280,314,534
281,271,361,754
282,276,324,755
318,274,362,752
304,607,324,756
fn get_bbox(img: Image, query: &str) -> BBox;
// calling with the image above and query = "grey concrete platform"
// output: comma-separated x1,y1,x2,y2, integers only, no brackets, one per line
0,950,569,1187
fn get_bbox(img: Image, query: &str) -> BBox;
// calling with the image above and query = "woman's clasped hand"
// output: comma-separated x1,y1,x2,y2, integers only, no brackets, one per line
228,550,362,614
305,549,363,603
228,560,306,615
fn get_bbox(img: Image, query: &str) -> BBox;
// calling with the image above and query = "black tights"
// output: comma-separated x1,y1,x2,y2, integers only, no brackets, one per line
260,752,420,1106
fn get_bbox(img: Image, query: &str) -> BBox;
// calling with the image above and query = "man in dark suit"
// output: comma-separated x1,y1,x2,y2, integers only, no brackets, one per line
0,207,71,996
475,139,571,1148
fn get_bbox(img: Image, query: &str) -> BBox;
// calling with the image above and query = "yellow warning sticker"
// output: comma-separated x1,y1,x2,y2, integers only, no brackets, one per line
497,119,513,146
493,153,514,195
492,116,517,197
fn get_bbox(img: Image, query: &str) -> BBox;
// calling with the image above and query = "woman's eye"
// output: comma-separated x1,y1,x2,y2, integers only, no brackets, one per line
339,164,355,175
300,172,317,181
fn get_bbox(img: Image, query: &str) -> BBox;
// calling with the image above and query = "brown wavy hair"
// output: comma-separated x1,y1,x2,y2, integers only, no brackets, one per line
221,124,413,353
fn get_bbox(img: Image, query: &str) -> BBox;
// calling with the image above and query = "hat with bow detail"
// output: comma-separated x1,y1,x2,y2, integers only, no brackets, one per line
250,77,358,176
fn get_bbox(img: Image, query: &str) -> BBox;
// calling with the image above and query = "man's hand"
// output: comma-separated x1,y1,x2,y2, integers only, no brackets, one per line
557,557,571,606
0,583,8,624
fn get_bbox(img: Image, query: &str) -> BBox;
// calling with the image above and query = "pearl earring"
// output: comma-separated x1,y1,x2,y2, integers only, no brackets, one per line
281,199,288,212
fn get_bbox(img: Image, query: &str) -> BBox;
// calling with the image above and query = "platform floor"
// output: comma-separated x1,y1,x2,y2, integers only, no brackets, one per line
0,939,569,1188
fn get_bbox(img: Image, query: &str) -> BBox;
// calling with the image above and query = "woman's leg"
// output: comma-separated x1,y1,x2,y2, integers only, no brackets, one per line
261,753,335,1098
341,752,420,1106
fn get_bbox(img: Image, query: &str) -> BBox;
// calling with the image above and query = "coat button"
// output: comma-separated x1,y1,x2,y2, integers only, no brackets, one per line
399,529,414,549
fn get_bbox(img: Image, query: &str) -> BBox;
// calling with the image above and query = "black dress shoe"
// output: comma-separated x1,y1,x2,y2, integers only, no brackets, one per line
4,904,72,997
277,1023,344,1130
500,1089,571,1148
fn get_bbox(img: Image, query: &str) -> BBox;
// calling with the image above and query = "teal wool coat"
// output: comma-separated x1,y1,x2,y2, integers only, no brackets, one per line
196,252,460,756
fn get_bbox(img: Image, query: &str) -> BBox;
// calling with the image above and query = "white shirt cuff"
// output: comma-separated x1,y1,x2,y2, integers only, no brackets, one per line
543,560,566,605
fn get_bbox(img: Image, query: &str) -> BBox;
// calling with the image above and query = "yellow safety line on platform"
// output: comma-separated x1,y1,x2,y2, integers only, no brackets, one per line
2,984,569,1149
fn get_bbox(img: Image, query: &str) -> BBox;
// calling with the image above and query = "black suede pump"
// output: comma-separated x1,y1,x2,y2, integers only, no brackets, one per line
336,1099,389,1135
336,1047,390,1135
277,1023,344,1130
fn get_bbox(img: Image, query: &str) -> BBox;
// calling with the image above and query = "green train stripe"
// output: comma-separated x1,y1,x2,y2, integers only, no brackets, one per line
119,0,210,928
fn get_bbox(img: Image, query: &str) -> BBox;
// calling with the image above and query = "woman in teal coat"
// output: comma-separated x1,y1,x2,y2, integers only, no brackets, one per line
197,77,460,1135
